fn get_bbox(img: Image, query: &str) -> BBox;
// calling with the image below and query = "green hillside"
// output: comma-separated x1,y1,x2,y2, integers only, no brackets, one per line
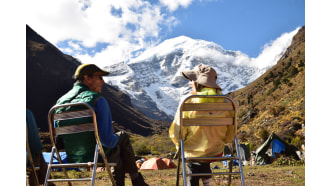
228,26,305,150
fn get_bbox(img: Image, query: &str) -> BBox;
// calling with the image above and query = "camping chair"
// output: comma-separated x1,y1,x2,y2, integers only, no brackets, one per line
26,126,40,185
44,102,117,186
176,95,245,186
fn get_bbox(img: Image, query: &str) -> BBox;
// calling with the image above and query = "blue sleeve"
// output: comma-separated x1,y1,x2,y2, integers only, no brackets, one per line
95,97,118,149
26,109,42,154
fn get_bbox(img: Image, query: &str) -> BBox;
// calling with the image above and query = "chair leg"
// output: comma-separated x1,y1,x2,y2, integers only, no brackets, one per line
97,144,116,186
44,147,72,186
234,138,245,186
176,150,181,186
180,140,188,186
228,160,233,186
31,165,39,185
55,150,72,186
44,147,54,186
91,145,100,186
28,169,39,186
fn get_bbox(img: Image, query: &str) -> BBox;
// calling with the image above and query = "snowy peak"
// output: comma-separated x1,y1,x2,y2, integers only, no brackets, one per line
105,34,294,121
130,36,228,64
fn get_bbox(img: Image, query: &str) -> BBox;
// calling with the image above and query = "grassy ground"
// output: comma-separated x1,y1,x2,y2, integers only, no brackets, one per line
47,161,304,185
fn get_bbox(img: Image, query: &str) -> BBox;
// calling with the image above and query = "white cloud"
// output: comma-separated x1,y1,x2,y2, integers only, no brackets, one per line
27,0,300,71
27,0,178,65
252,27,300,69
159,0,195,11
68,41,82,51
61,47,74,55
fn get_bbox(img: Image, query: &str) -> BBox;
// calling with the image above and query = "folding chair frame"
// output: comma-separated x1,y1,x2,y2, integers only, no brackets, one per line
175,95,245,186
26,126,40,185
44,102,117,186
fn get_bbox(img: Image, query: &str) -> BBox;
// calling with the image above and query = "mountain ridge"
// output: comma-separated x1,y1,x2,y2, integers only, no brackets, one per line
26,24,304,150
106,31,297,121
228,26,305,149
26,25,169,136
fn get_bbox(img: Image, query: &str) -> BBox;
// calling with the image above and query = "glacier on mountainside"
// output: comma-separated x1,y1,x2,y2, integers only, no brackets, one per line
103,34,295,121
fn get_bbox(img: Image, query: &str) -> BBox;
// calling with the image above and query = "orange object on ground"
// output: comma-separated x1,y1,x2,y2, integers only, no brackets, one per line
139,158,176,170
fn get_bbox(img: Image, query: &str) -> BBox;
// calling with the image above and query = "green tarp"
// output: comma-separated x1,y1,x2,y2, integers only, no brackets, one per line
255,133,299,165
223,144,250,161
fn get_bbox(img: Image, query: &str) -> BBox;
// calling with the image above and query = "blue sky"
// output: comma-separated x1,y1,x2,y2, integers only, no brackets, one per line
25,0,305,67
167,0,305,57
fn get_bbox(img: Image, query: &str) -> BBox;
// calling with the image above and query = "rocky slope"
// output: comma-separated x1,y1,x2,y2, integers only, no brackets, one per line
106,34,296,121
228,26,305,149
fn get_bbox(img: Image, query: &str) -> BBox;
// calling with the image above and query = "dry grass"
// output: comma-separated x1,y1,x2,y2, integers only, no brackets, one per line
48,162,304,185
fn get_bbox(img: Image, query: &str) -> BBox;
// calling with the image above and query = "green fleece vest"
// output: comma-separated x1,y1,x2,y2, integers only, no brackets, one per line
55,82,101,163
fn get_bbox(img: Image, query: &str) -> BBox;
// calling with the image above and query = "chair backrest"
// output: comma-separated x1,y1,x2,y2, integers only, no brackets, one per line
178,95,238,140
45,102,117,186
48,102,101,149
176,95,245,186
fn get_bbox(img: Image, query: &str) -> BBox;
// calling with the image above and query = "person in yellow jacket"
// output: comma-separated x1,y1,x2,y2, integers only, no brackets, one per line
169,64,234,186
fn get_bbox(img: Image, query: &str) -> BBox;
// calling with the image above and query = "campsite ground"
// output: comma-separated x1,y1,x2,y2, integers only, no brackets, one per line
48,161,305,185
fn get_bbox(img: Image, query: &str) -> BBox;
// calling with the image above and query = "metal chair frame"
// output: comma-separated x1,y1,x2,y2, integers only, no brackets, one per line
44,102,117,186
26,126,40,185
176,95,245,186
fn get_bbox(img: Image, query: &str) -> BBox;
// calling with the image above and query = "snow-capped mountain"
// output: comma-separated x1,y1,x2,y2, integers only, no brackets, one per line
103,36,291,121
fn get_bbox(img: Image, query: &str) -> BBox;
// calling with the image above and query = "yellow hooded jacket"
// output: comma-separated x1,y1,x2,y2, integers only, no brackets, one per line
169,88,234,158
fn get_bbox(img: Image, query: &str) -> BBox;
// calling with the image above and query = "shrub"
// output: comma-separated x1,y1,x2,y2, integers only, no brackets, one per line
272,156,305,166
258,128,269,142
291,136,304,148
273,79,281,89
134,142,150,155
269,105,286,116
238,109,248,118
289,67,299,78
247,94,253,104
282,78,290,84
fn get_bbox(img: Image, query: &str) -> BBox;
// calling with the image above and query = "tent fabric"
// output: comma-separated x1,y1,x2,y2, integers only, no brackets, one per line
43,152,68,164
161,158,177,168
222,155,239,167
238,144,250,161
43,152,79,171
223,144,250,162
255,133,299,165
139,158,176,170
272,139,285,158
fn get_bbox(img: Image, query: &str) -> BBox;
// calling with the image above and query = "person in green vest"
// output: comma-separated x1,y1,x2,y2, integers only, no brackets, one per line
169,64,234,186
55,64,148,186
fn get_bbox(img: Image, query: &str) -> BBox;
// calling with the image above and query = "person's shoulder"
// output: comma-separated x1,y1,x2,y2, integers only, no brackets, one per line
95,96,109,107
96,96,107,102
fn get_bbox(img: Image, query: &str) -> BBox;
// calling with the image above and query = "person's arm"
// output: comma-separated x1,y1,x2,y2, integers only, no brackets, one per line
26,109,42,154
169,98,190,148
94,97,118,149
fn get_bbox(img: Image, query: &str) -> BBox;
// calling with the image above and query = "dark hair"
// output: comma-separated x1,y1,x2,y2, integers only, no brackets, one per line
194,81,205,92
76,73,94,82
